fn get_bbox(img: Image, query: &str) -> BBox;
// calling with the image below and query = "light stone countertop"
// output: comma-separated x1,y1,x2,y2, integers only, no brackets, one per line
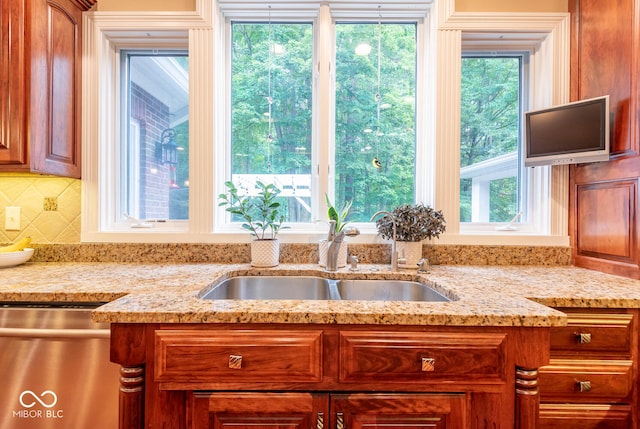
3,262,640,327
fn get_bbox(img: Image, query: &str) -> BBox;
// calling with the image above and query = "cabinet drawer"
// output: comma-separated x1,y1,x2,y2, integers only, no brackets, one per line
155,330,323,384
339,331,506,383
539,404,632,429
539,359,633,401
550,313,633,356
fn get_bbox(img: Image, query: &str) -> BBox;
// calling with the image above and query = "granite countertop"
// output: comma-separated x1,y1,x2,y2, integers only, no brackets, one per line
4,262,640,327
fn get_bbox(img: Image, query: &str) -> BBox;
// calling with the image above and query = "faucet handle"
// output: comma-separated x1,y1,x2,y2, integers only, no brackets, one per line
349,255,360,271
417,258,430,273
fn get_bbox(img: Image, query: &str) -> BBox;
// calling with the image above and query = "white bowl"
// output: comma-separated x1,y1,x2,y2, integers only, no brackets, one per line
0,248,35,268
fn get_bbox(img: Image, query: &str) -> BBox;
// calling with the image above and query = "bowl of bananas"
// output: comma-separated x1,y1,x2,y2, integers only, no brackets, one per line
0,237,34,268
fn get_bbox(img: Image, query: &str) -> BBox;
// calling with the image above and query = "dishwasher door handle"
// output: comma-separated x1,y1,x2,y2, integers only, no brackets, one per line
0,328,110,339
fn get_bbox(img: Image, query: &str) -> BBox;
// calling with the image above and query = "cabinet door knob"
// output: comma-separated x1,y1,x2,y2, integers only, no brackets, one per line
577,380,592,393
228,354,242,369
421,357,435,372
574,332,592,344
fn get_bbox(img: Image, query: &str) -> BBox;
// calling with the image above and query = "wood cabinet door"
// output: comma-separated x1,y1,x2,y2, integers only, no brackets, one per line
28,0,83,177
187,392,328,429
0,0,29,167
330,393,467,429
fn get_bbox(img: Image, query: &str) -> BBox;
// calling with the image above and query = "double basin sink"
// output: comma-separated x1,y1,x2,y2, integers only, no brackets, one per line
201,276,451,302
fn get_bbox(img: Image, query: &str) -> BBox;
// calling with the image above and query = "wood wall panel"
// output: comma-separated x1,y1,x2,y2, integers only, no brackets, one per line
569,0,640,279
576,181,635,261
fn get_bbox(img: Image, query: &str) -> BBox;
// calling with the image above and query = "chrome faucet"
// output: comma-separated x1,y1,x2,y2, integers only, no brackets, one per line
370,210,403,271
326,229,345,272
325,222,360,272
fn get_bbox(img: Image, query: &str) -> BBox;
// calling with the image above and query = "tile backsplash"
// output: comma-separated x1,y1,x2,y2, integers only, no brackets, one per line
0,174,81,244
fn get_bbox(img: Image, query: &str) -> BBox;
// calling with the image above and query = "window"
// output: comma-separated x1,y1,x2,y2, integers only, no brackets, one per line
335,22,417,222
227,18,418,225
82,0,570,244
230,22,314,223
460,53,526,224
121,51,189,222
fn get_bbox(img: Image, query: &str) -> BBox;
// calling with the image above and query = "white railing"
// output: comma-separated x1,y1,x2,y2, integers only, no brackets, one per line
232,174,313,214
459,152,518,222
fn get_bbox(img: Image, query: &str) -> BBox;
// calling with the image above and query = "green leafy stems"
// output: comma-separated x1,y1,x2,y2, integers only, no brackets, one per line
325,194,352,233
218,181,286,240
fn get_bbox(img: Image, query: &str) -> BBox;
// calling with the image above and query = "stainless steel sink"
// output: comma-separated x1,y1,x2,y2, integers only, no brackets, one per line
335,279,450,302
201,276,451,302
201,276,335,300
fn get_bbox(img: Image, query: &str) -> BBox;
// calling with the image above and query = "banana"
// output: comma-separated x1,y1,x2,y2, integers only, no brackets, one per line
0,237,32,253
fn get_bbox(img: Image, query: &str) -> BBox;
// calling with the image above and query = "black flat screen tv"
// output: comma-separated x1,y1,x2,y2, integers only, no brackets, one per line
524,95,610,167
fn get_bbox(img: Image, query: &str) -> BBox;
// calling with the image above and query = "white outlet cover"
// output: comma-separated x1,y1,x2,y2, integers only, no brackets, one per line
5,206,20,230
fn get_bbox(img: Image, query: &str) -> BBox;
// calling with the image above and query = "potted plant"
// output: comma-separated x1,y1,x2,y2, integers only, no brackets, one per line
218,180,285,267
374,203,446,268
319,194,352,267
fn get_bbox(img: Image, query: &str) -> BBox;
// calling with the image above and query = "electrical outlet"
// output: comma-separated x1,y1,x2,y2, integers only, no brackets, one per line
5,206,20,230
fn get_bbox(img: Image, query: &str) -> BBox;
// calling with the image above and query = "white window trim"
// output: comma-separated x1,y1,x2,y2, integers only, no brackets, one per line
82,0,215,243
215,3,434,244
434,0,570,246
82,0,570,246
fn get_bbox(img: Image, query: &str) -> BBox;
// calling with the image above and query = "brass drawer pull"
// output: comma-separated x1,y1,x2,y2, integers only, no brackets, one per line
228,354,243,369
574,332,592,344
316,412,324,429
577,380,592,393
336,412,344,429
421,357,435,372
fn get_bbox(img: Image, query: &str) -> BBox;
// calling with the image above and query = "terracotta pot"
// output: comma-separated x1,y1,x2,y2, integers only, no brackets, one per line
251,239,279,267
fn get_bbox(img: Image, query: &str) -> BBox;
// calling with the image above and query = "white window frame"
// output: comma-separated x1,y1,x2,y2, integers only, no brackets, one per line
82,1,214,243
215,3,434,242
82,0,569,246
435,2,570,246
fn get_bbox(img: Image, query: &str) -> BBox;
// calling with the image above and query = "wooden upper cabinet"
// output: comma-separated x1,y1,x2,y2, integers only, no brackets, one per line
0,0,95,178
570,0,637,158
569,0,640,279
0,0,28,166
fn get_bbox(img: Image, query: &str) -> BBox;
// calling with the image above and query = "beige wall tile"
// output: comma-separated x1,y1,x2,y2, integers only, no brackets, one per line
0,175,81,244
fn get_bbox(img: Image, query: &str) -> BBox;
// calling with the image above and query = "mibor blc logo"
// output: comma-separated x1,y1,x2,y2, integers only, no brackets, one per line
13,390,64,419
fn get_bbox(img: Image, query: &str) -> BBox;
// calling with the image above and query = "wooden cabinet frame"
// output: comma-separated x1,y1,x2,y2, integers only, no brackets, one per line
111,323,550,429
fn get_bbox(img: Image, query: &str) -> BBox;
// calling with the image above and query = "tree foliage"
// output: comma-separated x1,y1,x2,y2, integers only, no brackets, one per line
231,22,416,223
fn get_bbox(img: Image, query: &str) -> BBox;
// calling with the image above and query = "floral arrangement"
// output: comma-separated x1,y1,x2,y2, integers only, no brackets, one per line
375,203,446,242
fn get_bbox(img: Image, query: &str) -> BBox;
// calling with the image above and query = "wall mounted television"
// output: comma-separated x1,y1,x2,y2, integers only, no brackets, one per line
524,95,610,167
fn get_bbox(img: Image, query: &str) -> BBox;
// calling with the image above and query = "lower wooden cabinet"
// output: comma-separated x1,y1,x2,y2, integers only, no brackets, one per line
538,309,637,429
110,323,551,429
188,392,466,429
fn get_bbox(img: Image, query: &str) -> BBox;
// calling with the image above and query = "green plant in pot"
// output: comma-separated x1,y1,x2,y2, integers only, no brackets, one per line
374,203,446,268
326,194,352,234
218,180,285,267
319,194,353,267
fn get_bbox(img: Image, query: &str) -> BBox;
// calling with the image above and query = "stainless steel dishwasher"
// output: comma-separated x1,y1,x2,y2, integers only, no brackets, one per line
0,303,119,429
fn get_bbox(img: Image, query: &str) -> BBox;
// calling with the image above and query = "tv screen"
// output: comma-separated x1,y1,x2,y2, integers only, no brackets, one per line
524,95,610,167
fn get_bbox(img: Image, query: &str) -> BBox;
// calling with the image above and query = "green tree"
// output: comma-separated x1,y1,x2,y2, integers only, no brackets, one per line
335,23,417,221
231,22,417,223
